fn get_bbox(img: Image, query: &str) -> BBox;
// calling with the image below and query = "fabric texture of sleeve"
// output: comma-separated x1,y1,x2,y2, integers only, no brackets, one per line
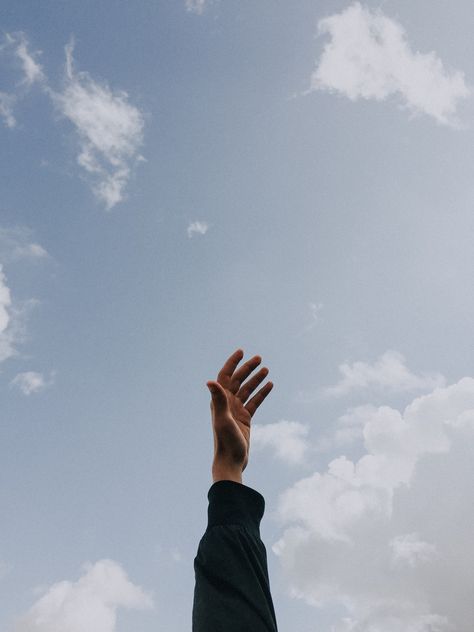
192,480,278,632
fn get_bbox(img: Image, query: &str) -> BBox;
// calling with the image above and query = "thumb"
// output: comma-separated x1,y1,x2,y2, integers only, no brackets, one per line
206,381,228,413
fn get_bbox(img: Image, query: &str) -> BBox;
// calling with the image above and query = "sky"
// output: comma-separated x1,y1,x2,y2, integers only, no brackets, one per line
1,1,474,630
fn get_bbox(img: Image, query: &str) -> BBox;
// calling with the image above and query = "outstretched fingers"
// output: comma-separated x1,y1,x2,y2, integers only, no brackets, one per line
245,381,273,417
231,355,262,392
237,366,269,402
217,348,244,383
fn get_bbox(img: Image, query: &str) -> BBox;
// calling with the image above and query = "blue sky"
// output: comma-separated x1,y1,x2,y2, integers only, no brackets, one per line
1,1,474,630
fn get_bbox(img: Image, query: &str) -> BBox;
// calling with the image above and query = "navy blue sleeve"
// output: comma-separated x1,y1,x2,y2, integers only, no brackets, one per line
192,480,278,631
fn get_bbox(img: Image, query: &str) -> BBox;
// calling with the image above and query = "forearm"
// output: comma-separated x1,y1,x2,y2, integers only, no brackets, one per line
212,462,243,484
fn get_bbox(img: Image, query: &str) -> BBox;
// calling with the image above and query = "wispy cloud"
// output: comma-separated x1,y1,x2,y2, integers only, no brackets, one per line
296,301,324,337
321,349,445,397
0,226,49,262
185,0,208,15
14,559,153,632
10,370,55,395
310,2,471,126
0,91,16,128
50,37,145,210
6,32,45,87
0,32,45,128
272,375,474,630
1,32,145,209
187,220,209,238
0,269,39,366
0,264,16,363
0,227,47,368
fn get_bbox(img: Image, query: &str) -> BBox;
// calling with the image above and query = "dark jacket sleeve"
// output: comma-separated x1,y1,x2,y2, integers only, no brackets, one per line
192,480,278,632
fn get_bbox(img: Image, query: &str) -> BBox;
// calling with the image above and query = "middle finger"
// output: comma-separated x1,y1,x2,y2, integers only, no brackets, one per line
236,366,269,403
229,355,262,393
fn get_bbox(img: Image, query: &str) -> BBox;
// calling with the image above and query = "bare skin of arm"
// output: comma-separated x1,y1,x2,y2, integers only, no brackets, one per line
206,348,273,483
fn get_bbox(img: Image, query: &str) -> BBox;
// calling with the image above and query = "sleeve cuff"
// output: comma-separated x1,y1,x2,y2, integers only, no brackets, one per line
206,480,265,538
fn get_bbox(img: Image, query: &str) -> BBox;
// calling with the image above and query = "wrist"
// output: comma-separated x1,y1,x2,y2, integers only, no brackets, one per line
212,463,243,484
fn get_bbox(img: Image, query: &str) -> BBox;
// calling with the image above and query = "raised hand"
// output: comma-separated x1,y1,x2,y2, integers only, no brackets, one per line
206,348,273,482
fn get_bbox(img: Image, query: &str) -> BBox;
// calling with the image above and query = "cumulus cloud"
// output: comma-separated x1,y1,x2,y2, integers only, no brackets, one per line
321,349,445,397
310,2,471,126
187,220,209,238
252,420,311,466
10,370,55,395
50,37,145,210
389,532,438,569
271,376,474,629
14,559,153,632
332,404,379,446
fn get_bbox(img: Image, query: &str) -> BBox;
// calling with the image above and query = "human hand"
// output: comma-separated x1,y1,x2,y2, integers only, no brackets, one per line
207,348,273,481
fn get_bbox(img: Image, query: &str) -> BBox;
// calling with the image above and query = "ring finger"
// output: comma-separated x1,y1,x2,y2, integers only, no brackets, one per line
236,366,269,403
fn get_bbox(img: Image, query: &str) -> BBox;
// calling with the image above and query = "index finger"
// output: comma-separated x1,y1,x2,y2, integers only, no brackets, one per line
217,348,244,381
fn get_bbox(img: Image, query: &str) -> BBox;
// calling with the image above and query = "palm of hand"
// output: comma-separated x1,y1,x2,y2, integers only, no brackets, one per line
210,383,250,470
223,387,252,465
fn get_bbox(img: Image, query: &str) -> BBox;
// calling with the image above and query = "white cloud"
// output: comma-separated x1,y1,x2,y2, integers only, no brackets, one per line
0,267,12,333
0,226,49,262
10,371,55,395
310,2,471,126
308,301,323,325
1,32,145,209
185,0,208,15
0,264,16,364
389,532,438,569
271,376,474,629
333,404,379,446
14,559,153,632
251,420,311,466
50,37,145,210
0,32,44,128
0,228,46,380
321,349,445,397
296,301,324,338
16,243,48,259
0,91,16,128
5,32,45,86
187,220,209,238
